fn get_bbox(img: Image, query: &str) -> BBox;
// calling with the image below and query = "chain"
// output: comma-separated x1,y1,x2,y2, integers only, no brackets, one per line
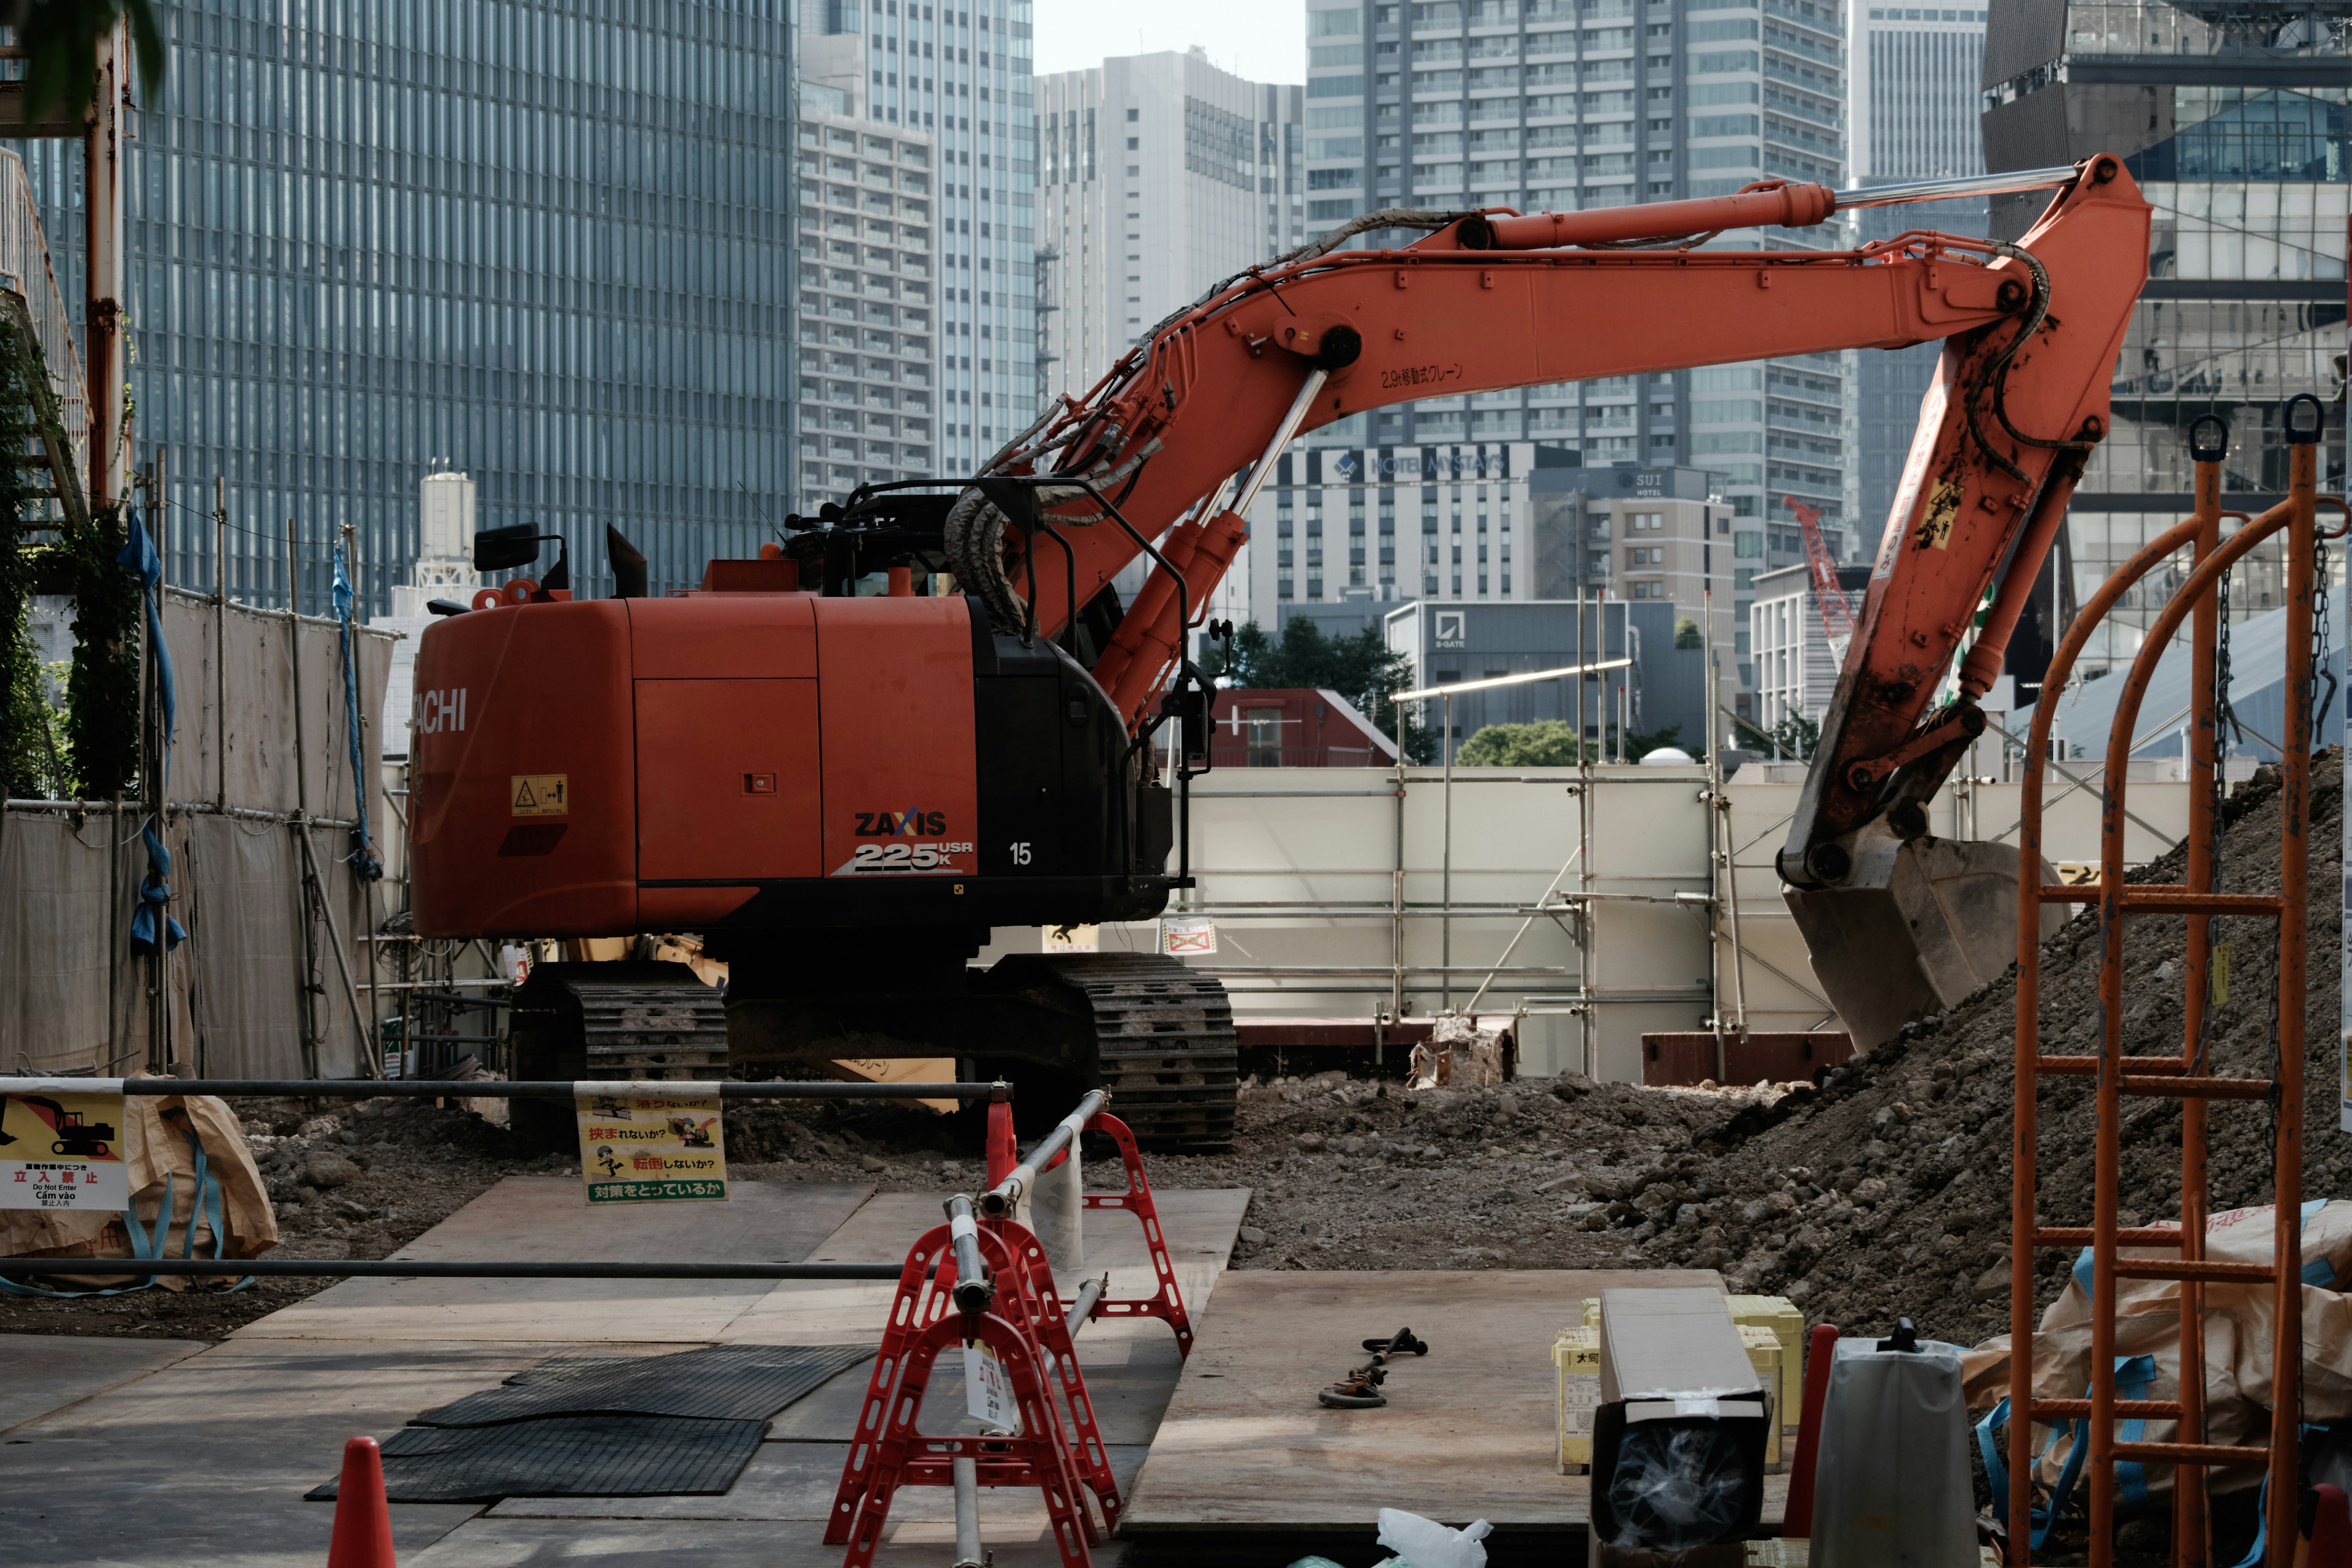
2312,535,2336,761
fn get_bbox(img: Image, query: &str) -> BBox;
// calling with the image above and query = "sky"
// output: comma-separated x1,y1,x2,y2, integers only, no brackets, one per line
1029,0,1307,86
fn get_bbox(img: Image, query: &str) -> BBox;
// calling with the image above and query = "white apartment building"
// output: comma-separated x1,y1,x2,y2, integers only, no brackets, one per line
795,101,941,513
1747,559,1864,730
1035,51,1306,403
798,0,1035,477
1237,444,1552,633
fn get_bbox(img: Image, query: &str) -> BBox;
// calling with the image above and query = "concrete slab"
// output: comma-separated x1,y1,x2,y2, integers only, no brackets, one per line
0,1333,209,1434
0,1338,658,1567
1120,1268,1791,1537
407,1518,1128,1566
720,1186,1250,1346
483,1440,1148,1521
234,1178,874,1343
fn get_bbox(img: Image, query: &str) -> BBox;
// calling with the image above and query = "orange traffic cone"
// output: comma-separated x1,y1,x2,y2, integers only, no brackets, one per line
326,1434,397,1568
985,1098,1017,1188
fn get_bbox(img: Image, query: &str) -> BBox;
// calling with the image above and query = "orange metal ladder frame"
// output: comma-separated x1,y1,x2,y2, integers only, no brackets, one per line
2010,433,2322,1568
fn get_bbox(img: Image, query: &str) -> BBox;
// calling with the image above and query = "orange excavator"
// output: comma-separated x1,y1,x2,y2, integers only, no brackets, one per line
408,157,2150,1137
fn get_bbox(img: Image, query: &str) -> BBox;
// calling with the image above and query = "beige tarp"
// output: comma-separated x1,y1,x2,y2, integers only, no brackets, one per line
0,592,392,1077
1962,1200,2352,1500
0,1085,277,1289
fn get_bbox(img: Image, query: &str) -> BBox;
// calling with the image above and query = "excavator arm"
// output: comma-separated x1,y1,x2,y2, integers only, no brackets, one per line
943,154,2149,1042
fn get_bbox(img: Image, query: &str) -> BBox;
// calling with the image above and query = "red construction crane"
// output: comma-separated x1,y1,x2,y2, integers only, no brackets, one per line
1785,496,1856,663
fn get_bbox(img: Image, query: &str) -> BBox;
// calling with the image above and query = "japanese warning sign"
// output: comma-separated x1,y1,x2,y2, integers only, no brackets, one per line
0,1079,130,1212
574,1084,728,1204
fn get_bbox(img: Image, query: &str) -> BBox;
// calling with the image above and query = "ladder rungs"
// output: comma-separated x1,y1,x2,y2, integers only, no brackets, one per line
2034,1055,2192,1077
2113,1440,2271,1468
2114,1259,2273,1283
2120,1075,2272,1101
2036,882,2288,916
2034,1226,2185,1248
2030,1397,2185,1420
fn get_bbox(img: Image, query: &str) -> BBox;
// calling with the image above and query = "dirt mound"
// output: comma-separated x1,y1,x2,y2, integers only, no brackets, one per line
1638,747,2345,1345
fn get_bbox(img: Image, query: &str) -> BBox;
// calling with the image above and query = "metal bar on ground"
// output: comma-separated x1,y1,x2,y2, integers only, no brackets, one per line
0,1257,914,1280
952,1456,984,1568
0,1077,1011,1099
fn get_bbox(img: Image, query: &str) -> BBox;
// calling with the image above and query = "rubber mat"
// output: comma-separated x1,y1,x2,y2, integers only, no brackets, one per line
411,1343,874,1427
306,1415,769,1504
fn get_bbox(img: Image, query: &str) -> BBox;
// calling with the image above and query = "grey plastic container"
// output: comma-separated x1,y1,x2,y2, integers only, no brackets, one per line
1809,1334,1978,1568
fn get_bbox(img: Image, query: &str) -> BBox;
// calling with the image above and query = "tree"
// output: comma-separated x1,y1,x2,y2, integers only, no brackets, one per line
1623,721,1684,760
1674,618,1703,649
1208,617,1436,763
10,2,165,129
1733,710,1820,760
1456,720,1589,767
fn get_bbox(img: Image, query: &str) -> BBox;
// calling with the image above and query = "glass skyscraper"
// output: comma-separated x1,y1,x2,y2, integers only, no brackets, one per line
799,0,1035,482
12,0,800,606
1981,0,2347,673
1293,0,1852,714
1848,4,1987,553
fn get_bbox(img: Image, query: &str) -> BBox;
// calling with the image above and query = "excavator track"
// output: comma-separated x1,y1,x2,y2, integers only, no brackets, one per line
1023,953,1238,1153
512,962,728,1081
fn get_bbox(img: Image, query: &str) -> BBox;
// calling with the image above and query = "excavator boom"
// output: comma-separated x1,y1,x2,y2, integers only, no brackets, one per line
954,156,2147,1041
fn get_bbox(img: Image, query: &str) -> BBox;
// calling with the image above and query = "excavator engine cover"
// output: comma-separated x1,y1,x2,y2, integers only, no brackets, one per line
1784,826,2063,1050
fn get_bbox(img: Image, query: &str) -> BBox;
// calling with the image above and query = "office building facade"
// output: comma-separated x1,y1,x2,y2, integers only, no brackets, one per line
1847,1,1988,551
14,0,800,606
795,102,940,514
1035,51,1305,404
1980,0,2347,674
1292,0,1852,715
801,0,1036,479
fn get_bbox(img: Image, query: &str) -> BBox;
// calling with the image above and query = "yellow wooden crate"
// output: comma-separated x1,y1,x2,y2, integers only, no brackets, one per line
1555,1325,1602,1472
1727,1294,1806,1454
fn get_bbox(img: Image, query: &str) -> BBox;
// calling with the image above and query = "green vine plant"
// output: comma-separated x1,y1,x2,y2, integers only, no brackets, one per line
0,295,139,802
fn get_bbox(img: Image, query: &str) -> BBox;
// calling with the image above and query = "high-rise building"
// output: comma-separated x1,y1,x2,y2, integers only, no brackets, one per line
1980,0,2347,675
1035,51,1305,404
11,1,801,606
794,97,941,514
1847,2,1988,549
801,0,1036,480
1292,0,1851,718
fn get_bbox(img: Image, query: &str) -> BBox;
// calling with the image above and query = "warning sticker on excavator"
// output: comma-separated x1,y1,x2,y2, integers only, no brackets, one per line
511,775,569,816
0,1082,129,1210
573,1085,728,1205
1913,479,1962,551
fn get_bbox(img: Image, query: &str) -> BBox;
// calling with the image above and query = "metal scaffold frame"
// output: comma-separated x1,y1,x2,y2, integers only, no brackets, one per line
2008,402,2339,1567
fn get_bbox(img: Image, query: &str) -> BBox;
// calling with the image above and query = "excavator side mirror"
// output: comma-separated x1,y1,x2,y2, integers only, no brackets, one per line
1162,684,1210,774
473,524,541,572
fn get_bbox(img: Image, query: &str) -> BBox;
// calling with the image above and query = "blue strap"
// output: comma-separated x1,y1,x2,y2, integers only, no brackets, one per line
1977,1355,2163,1545
2113,1355,2156,1512
116,511,186,954
333,545,383,881
0,1127,250,1298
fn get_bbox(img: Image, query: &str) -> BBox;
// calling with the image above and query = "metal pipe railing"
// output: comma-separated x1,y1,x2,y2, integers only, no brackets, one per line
0,1077,1012,1101
979,1089,1107,1218
0,1257,912,1280
943,1194,993,1316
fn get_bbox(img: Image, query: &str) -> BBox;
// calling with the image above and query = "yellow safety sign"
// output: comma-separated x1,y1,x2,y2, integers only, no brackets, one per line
511,774,569,816
573,1084,727,1205
0,1082,130,1211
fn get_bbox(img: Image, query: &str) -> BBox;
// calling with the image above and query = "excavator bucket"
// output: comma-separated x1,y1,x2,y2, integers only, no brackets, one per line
1782,826,2064,1050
